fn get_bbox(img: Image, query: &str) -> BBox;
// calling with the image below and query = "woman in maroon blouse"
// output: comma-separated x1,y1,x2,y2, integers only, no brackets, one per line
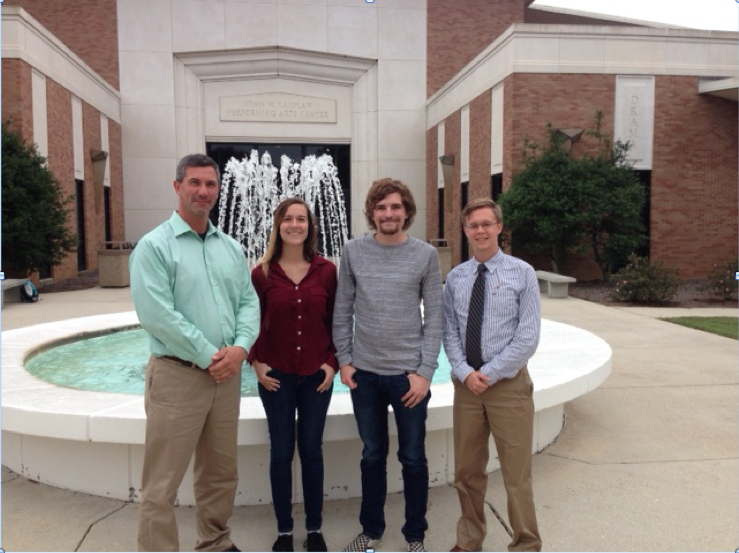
249,197,338,553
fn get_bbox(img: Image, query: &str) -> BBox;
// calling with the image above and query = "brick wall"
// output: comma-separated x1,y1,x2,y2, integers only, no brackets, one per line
82,101,103,271
7,0,119,90
651,76,738,278
108,120,126,242
443,111,462,263
426,127,439,241
469,90,492,200
427,0,525,97
501,73,616,279
2,59,34,143
45,78,78,280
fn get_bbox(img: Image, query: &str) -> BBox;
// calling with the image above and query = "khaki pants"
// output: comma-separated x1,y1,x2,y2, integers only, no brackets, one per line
453,366,541,552
137,356,241,552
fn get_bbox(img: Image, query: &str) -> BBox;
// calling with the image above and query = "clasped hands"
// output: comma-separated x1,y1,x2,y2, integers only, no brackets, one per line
207,346,247,384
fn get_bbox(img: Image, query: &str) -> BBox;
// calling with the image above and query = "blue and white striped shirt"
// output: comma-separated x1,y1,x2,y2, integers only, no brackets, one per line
443,250,541,386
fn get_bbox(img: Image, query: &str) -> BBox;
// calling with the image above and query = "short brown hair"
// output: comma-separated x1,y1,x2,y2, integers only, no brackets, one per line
461,198,503,225
364,178,417,231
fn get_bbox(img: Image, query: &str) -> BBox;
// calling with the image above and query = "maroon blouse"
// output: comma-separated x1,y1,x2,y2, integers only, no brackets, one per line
248,256,338,375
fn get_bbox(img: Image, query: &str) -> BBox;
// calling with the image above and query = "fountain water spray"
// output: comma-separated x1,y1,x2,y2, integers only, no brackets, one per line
217,150,350,267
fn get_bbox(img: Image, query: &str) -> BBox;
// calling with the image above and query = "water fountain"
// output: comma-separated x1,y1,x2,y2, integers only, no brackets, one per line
2,313,611,505
217,150,350,267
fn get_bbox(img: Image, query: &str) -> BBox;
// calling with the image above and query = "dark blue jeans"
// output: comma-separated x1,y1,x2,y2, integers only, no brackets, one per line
258,368,333,533
350,368,430,543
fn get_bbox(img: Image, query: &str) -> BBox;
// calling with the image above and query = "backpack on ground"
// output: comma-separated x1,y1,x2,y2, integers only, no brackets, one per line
20,280,39,302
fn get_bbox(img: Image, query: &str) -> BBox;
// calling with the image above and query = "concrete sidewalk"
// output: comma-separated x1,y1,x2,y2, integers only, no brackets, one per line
1,288,737,552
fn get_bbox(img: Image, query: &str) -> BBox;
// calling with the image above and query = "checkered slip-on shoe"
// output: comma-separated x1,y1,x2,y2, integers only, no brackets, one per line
342,533,382,552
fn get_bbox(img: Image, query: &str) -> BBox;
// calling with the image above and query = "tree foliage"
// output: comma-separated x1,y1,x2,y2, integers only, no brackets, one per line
2,122,77,275
498,112,646,282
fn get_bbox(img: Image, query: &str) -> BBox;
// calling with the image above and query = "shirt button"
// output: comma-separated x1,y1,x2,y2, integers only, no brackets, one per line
298,315,302,319
297,299,302,303
297,346,301,351
295,286,298,290
297,331,302,335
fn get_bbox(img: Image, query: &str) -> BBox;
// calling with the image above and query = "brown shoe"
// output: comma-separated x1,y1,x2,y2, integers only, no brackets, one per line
450,547,469,552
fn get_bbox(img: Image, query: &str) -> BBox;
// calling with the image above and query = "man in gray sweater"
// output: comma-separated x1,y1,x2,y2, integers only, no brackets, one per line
333,178,444,553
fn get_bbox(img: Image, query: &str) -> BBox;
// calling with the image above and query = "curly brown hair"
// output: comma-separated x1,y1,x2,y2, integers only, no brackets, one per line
363,178,417,231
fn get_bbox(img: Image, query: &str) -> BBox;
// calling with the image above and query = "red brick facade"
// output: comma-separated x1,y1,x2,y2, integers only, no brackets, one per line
427,0,525,97
429,73,738,279
6,0,120,90
45,78,77,280
469,91,492,201
1,59,34,143
3,67,125,281
651,76,738,278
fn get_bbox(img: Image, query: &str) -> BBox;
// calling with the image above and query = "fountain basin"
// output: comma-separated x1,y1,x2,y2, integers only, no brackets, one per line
2,311,611,505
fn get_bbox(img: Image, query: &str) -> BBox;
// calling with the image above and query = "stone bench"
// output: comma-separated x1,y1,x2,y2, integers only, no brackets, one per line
1,279,27,309
536,270,576,299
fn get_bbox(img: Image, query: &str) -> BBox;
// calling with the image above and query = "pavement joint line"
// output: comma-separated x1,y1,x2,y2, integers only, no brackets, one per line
585,383,739,390
73,503,128,552
545,453,739,465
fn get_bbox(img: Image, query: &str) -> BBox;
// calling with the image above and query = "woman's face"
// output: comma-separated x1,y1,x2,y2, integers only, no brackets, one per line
279,203,310,247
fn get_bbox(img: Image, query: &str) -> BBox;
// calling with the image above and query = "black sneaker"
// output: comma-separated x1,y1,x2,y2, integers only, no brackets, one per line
304,531,328,552
273,534,294,552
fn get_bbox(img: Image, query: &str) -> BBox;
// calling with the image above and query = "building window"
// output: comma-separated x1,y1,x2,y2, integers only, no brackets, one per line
491,173,503,201
461,181,469,261
75,179,86,271
438,188,445,240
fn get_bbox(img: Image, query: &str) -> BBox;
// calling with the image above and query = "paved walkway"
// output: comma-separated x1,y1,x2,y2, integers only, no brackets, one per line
1,288,737,551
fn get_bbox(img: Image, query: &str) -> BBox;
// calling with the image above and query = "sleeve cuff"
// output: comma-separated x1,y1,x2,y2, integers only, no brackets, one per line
195,344,220,370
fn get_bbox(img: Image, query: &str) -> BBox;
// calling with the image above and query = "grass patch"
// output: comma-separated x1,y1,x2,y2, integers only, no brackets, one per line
660,316,738,340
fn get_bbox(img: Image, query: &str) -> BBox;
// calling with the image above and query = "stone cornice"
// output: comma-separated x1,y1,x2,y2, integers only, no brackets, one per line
1,5,121,122
427,23,738,128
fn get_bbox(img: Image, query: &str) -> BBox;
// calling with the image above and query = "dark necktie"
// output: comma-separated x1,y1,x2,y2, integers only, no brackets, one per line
465,263,487,370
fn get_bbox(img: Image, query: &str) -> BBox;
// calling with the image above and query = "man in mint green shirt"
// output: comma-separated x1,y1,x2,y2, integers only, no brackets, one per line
130,154,259,552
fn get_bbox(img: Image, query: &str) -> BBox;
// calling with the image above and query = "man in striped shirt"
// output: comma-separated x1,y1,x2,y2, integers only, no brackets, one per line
443,198,542,552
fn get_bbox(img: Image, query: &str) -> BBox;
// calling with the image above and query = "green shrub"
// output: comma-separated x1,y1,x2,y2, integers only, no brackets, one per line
2,122,76,274
611,255,680,303
700,258,739,300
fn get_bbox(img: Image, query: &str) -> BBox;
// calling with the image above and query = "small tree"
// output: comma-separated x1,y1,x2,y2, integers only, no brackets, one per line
498,113,646,281
498,130,592,274
2,122,76,275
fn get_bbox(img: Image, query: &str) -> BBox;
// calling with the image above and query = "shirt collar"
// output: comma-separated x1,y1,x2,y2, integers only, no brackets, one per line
168,211,217,238
467,249,503,275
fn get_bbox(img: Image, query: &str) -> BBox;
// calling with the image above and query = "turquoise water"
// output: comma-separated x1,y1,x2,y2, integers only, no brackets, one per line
25,328,453,396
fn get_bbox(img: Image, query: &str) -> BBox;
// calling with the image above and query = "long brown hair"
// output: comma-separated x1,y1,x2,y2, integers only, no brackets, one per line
259,197,318,277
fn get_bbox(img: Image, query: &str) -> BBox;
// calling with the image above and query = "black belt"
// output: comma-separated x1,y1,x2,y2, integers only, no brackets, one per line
160,355,199,369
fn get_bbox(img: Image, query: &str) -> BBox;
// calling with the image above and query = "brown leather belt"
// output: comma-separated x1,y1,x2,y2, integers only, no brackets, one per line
160,355,199,368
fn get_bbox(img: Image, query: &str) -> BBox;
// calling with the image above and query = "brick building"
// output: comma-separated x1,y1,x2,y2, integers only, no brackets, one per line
426,0,738,279
2,3,124,281
1,0,735,281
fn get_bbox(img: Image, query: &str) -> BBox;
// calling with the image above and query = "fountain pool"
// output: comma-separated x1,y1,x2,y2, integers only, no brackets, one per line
23,327,453,396
2,311,611,506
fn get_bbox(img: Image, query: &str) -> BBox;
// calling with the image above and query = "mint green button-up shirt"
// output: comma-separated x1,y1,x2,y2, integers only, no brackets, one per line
129,211,260,369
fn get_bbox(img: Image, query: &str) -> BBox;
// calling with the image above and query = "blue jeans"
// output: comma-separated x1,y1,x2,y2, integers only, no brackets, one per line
258,368,333,533
350,368,430,543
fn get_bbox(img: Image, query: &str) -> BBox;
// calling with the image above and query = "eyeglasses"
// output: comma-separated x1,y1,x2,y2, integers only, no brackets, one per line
465,221,499,230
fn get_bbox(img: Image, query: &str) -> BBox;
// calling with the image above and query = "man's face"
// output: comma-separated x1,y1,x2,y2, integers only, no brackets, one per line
463,207,502,259
173,165,219,222
372,192,407,236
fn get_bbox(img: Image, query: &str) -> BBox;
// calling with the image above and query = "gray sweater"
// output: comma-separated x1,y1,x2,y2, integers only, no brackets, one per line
332,234,444,381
